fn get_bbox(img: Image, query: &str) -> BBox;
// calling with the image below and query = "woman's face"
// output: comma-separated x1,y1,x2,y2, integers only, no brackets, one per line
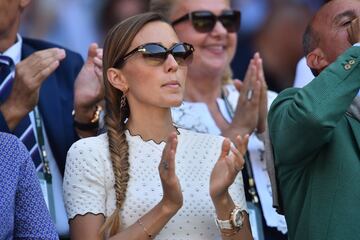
171,0,237,76
120,21,188,109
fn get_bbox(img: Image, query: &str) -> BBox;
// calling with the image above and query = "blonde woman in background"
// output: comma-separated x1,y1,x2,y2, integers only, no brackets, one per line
63,12,253,240
150,0,287,239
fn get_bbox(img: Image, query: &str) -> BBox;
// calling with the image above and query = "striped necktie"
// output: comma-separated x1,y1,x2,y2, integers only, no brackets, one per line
0,55,43,171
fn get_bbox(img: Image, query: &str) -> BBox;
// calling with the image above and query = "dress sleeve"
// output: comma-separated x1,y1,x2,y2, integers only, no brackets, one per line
14,138,58,239
63,138,107,220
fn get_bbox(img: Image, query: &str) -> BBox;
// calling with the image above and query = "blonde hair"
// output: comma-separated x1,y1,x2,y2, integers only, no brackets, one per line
100,12,168,237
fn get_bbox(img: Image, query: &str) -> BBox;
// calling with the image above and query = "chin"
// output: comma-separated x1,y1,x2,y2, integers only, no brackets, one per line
165,98,183,107
172,101,183,107
203,59,228,71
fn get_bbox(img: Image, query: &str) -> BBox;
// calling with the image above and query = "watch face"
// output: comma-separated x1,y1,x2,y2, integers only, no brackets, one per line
233,210,244,227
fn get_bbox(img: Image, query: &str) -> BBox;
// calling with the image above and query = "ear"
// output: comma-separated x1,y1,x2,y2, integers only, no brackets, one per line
20,0,31,9
306,48,330,73
107,68,129,93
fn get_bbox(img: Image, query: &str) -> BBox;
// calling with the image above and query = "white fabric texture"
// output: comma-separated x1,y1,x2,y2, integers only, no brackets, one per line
63,128,247,239
171,84,287,233
293,57,314,88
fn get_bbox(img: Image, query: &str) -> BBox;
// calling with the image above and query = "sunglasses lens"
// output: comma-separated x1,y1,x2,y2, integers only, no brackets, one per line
172,43,194,65
142,44,167,65
192,11,216,33
219,10,241,32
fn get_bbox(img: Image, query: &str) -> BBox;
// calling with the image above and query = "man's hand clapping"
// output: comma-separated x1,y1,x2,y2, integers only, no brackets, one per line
0,48,65,130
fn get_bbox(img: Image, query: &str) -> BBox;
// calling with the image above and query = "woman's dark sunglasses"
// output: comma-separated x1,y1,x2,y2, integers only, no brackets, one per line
172,10,241,33
115,42,194,67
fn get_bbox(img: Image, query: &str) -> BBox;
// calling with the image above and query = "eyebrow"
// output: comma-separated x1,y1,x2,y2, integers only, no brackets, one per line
333,10,357,24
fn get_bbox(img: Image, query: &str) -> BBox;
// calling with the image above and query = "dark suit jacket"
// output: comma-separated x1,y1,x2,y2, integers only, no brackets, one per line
268,46,360,240
0,38,83,175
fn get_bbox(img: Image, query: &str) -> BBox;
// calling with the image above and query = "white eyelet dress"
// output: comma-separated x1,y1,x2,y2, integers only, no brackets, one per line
63,128,247,239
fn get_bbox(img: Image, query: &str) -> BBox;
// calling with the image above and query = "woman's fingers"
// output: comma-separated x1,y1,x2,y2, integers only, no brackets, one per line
248,77,261,106
234,134,248,155
229,134,250,171
160,132,178,173
219,138,231,161
168,138,178,172
233,79,243,92
239,60,255,102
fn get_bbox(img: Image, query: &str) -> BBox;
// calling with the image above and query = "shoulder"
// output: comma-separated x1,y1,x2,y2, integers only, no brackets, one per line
0,133,28,167
268,88,301,129
0,132,19,148
22,37,83,64
68,133,108,156
66,133,109,168
64,134,110,189
269,88,300,111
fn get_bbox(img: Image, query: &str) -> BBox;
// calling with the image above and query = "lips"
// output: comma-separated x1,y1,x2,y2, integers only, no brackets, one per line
204,44,226,54
161,80,181,88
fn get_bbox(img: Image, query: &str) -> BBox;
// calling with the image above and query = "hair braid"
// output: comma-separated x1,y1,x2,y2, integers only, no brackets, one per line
99,82,130,237
98,12,166,238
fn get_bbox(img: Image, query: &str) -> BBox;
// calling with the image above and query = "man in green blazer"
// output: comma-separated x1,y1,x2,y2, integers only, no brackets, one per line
268,0,360,240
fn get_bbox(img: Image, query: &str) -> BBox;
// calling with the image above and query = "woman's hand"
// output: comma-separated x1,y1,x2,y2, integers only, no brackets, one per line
254,53,268,133
210,134,249,202
223,56,261,142
159,132,183,214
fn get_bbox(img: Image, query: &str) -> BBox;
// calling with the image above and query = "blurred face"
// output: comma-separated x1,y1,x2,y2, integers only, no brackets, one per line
0,0,21,37
314,0,360,63
170,0,237,76
120,21,189,109
113,0,147,22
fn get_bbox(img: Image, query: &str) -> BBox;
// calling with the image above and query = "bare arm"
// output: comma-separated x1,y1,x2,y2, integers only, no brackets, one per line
70,201,178,240
210,136,253,240
212,192,252,240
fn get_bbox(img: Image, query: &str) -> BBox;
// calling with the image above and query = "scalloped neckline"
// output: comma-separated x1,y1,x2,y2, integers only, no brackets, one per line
125,126,181,145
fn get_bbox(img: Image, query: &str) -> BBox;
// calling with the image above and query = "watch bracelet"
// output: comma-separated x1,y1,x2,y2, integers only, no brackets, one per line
72,105,102,131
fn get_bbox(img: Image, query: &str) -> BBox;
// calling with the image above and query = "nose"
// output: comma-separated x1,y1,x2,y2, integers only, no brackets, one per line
164,54,179,73
211,20,228,37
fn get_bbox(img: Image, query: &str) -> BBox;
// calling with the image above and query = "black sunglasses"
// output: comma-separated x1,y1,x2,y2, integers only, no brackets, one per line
115,42,194,67
172,10,241,33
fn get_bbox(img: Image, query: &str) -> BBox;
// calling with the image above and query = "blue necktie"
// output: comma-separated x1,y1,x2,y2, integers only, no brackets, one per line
0,55,43,171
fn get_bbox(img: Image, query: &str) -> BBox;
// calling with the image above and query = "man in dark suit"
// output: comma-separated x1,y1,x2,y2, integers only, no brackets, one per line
268,0,360,240
0,0,103,236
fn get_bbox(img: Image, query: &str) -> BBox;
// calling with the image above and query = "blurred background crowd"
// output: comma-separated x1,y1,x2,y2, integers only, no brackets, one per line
20,0,328,93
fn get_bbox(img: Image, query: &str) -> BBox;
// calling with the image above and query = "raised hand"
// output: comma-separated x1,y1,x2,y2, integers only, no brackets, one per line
159,132,183,213
73,43,104,124
0,48,65,130
222,56,261,142
254,52,268,133
348,17,360,45
210,134,249,201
